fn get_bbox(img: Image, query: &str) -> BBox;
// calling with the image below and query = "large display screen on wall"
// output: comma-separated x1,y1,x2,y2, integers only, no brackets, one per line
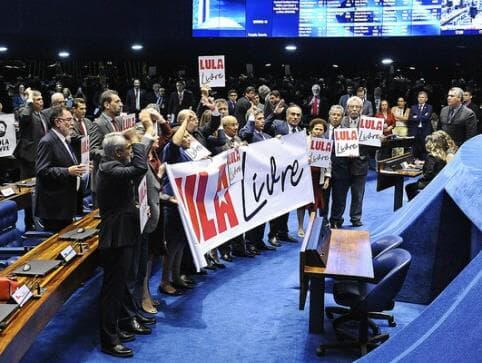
192,0,482,37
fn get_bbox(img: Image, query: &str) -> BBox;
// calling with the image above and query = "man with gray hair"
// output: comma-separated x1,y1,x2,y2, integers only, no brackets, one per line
96,130,150,358
438,87,477,146
42,92,65,122
330,96,371,228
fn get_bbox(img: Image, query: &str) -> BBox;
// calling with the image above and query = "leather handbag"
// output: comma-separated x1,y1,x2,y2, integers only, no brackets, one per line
0,277,19,301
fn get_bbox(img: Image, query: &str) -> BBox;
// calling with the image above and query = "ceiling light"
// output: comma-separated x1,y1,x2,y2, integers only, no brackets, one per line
285,45,297,51
131,44,143,51
381,58,393,65
58,51,70,58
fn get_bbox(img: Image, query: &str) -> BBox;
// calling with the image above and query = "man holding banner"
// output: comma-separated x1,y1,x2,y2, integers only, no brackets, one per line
330,96,373,228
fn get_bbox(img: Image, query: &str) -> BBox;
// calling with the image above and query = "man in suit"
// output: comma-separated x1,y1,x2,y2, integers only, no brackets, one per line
330,96,371,228
234,86,256,128
14,89,48,230
167,80,194,124
463,90,480,133
227,89,238,115
438,87,477,147
302,84,326,126
408,91,433,160
90,90,124,204
338,84,354,110
125,79,146,116
35,106,87,232
42,92,65,123
97,132,150,358
355,87,374,116
146,83,167,117
264,105,304,245
70,98,93,161
264,90,286,122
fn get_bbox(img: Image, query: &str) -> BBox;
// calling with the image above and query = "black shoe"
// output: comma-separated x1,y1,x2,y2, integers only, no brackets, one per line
278,234,297,243
181,275,197,284
136,314,156,325
119,330,135,343
351,220,363,227
221,253,233,262
120,318,151,335
159,283,184,296
268,236,281,247
247,245,260,255
101,343,134,358
330,221,342,229
173,280,195,289
256,242,276,251
152,299,161,307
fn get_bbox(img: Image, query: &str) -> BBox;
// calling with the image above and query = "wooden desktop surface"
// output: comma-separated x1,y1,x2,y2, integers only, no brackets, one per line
305,229,374,280
0,210,100,363
0,178,35,211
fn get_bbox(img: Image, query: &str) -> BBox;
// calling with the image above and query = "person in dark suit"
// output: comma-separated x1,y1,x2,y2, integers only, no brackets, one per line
408,91,433,160
41,92,65,124
70,98,93,161
227,89,238,115
330,96,371,228
239,110,276,252
89,90,124,204
438,87,477,147
124,79,146,116
234,86,256,128
264,105,304,245
35,106,87,232
97,131,150,358
355,87,374,116
167,80,195,124
302,84,327,126
14,89,48,230
463,90,480,133
264,90,286,123
145,83,167,117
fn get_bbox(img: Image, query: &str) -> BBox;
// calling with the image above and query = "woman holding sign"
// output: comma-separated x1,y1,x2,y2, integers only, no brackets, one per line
297,118,331,237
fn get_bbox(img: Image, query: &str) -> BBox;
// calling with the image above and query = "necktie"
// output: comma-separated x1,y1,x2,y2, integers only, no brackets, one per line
179,92,183,105
135,89,140,110
449,108,455,122
111,119,119,132
79,119,86,135
311,97,319,116
291,127,297,133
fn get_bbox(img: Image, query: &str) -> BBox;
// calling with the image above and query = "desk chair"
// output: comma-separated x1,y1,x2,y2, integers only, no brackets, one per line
318,248,412,357
326,234,404,332
0,200,52,270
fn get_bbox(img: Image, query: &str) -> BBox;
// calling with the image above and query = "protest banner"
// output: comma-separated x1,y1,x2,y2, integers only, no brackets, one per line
309,137,332,168
138,176,148,233
166,132,313,270
0,114,17,157
358,116,384,147
334,128,359,157
227,147,243,185
123,113,136,130
198,55,225,88
80,136,90,176
185,138,211,160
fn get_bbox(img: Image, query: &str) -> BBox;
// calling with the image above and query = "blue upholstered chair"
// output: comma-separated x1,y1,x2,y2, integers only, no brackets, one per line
371,235,404,259
318,248,412,357
0,200,52,270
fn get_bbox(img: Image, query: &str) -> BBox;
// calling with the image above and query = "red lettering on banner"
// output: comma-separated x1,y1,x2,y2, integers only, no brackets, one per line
214,165,239,233
183,175,202,242
360,118,383,131
336,130,358,140
199,58,224,70
196,172,217,241
311,140,332,152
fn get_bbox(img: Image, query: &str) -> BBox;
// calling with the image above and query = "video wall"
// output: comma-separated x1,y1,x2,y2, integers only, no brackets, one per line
192,0,482,37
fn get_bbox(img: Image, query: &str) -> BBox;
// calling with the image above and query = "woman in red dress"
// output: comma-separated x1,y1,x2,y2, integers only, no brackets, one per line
375,99,396,136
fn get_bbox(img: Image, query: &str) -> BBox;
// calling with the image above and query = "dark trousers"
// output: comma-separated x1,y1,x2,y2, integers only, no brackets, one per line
134,233,150,307
330,175,367,226
268,213,289,238
245,223,266,247
41,218,72,233
164,204,187,281
405,182,420,201
100,244,135,346
413,128,428,160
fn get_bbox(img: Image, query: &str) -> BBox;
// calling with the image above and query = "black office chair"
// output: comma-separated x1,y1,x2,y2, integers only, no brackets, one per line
326,234,404,332
318,248,412,357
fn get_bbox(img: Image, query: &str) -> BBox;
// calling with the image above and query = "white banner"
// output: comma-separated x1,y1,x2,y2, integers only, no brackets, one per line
138,176,148,233
227,148,243,185
309,137,332,168
166,132,313,270
198,55,226,88
81,136,90,176
185,138,211,161
334,128,359,157
123,113,136,130
358,116,384,147
0,114,17,157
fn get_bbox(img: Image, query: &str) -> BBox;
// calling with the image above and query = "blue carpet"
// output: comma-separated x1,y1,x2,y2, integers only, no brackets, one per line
20,170,426,362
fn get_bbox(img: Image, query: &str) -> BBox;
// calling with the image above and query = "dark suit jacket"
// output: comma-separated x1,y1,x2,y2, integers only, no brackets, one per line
408,104,433,136
264,118,303,137
143,162,161,234
234,96,251,128
96,143,148,249
35,130,78,220
213,135,243,155
228,100,236,115
331,117,371,179
125,88,147,114
167,90,195,119
239,119,272,143
14,104,48,164
438,105,477,146
146,91,167,116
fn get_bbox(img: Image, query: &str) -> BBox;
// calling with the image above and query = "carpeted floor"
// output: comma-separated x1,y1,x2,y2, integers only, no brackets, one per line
20,170,427,362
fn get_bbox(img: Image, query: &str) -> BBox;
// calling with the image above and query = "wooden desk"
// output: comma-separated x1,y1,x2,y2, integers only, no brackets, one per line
301,226,374,334
0,211,100,363
0,178,35,211
378,169,421,211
